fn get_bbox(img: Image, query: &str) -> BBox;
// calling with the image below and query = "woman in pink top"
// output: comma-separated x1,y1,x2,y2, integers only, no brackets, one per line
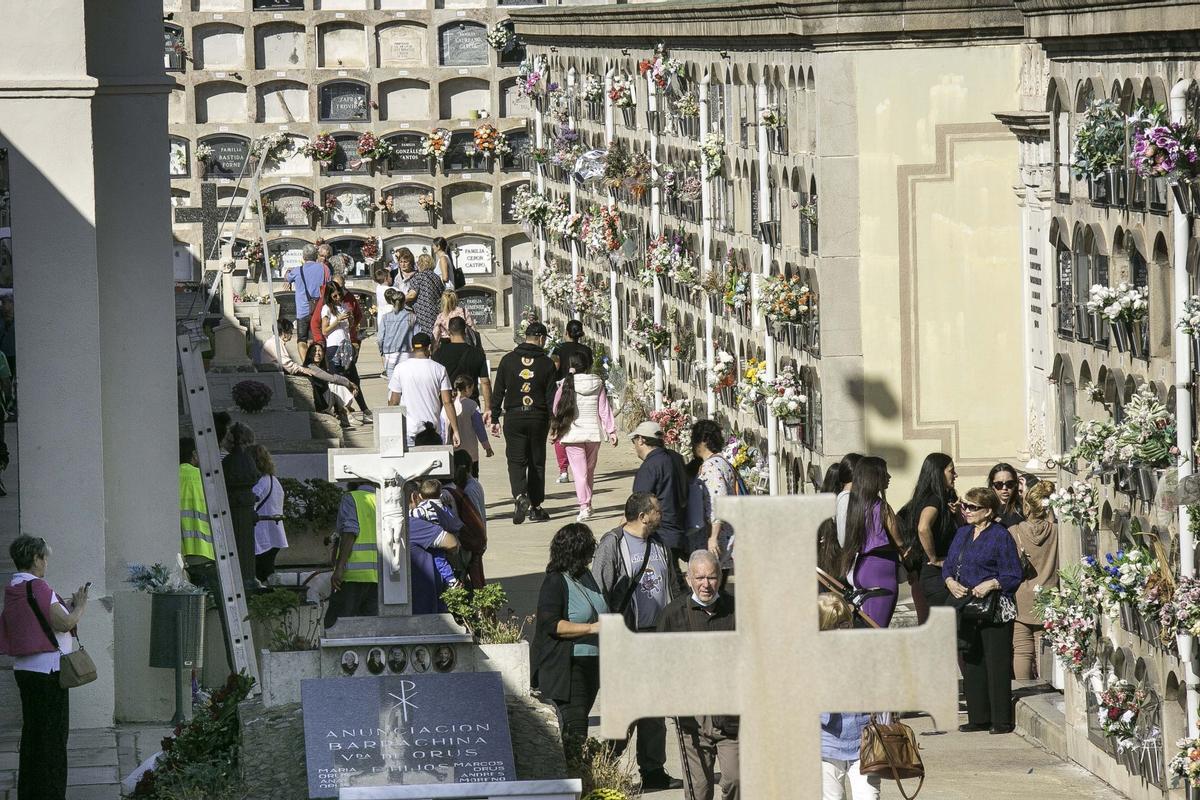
430,291,477,347
0,535,89,800
549,353,617,522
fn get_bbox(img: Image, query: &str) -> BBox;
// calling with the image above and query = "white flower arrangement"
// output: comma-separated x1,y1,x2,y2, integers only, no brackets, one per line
1178,295,1200,335
1085,282,1149,323
195,144,213,164
535,264,572,307
700,133,725,180
421,129,451,162
1045,480,1098,529
759,103,783,129
551,210,583,240
252,132,295,162
707,348,736,391
765,365,807,422
582,73,604,103
510,185,553,226
571,274,611,319
673,93,700,119
609,73,636,109
486,23,513,52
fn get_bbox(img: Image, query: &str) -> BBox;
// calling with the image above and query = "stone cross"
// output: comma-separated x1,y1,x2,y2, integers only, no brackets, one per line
173,182,234,264
598,494,959,799
327,407,453,615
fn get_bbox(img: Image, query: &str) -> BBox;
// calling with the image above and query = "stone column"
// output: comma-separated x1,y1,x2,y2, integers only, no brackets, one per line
0,0,178,726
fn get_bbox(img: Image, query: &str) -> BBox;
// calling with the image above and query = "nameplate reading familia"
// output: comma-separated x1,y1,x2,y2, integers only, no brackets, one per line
301,673,516,798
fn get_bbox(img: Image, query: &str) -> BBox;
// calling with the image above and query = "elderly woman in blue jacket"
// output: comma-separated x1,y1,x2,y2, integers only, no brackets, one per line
944,486,1024,735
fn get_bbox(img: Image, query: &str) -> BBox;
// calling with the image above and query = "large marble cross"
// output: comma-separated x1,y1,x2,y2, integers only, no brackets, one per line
173,182,237,263
327,407,453,615
598,494,959,798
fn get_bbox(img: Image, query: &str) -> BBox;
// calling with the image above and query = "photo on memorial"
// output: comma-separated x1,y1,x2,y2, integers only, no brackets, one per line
366,647,385,675
340,650,359,676
410,645,431,673
386,645,407,674
432,644,455,672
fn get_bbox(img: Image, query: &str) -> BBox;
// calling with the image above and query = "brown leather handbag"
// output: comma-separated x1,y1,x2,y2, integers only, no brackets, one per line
859,714,925,799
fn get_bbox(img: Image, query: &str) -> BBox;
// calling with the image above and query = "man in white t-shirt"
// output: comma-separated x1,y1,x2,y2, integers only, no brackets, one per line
388,332,461,448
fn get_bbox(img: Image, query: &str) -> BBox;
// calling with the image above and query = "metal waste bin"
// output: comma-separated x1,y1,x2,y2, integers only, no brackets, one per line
149,592,206,670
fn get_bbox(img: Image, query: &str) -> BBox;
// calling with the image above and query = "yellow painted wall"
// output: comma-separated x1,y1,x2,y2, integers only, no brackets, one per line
855,45,1023,493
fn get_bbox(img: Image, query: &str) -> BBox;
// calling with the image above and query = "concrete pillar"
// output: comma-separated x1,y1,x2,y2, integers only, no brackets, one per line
1,0,178,726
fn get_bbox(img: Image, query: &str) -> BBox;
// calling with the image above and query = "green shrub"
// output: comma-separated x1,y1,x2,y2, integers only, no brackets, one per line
441,583,528,644
247,587,321,651
279,477,343,532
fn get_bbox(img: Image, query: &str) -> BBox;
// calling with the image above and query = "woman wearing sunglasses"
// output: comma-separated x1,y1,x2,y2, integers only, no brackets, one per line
944,487,1024,735
986,462,1024,527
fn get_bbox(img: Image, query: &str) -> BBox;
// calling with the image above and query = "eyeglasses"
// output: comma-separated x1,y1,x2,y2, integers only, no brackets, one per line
991,480,1018,490
961,502,984,513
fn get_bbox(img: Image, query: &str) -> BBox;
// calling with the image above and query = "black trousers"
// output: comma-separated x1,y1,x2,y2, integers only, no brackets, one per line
503,413,549,507
920,564,950,607
16,669,69,800
961,617,1014,727
555,655,600,750
325,580,379,628
255,547,281,583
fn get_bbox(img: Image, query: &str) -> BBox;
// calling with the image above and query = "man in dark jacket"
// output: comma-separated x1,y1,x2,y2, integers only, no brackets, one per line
658,550,739,800
592,492,685,792
489,322,558,524
630,420,689,561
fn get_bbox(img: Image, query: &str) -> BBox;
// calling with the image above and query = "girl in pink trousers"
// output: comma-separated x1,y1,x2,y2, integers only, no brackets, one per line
549,353,617,521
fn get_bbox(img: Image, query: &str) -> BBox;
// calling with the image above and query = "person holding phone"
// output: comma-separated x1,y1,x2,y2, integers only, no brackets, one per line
0,535,89,800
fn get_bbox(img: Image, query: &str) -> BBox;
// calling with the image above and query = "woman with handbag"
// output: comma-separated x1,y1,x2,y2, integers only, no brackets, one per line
839,456,903,627
1008,480,1058,680
251,445,289,584
532,523,608,761
0,535,90,800
819,593,881,799
944,487,1024,735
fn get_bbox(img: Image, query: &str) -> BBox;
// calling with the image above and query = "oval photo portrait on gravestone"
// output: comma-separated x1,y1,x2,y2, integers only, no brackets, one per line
340,650,359,676
387,646,407,674
410,645,430,673
366,647,385,675
433,644,455,672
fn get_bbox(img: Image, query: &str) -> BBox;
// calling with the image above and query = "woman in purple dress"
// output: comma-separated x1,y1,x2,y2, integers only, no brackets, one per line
838,456,903,627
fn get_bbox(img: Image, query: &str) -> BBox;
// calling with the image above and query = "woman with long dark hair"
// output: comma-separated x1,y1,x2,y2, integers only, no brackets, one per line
987,462,1023,527
838,456,903,627
687,419,738,571
300,342,358,430
550,352,617,522
551,320,594,484
532,523,607,759
899,452,958,623
433,236,455,289
319,282,354,377
834,453,863,546
817,464,843,576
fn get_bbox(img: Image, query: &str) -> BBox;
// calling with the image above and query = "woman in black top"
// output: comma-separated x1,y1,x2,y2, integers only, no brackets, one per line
900,452,959,623
222,422,261,589
532,523,608,758
987,462,1024,527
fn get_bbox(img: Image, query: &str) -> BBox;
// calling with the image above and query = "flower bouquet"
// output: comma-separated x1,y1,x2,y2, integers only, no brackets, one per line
551,127,583,170
1115,385,1177,468
765,365,807,423
680,174,703,203
1034,564,1100,678
1169,735,1200,787
360,238,379,265
194,144,213,164
700,133,725,179
1070,99,1126,180
760,103,783,129
735,358,767,413
1161,573,1200,638
421,129,451,164
723,433,767,493
356,132,392,164
758,274,814,325
487,23,513,52
640,234,693,287
1178,296,1200,335
572,274,611,319
551,210,584,241
516,58,545,102
628,318,670,358
581,205,624,259
708,348,736,391
535,264,572,307
1132,120,1200,182
253,132,294,162
1044,480,1098,529
473,122,511,158
609,73,635,108
582,74,605,104
418,192,442,215
1097,679,1154,751
1094,548,1157,618
722,258,751,312
304,133,337,163
637,45,682,92
511,185,552,227
673,92,700,119
649,400,692,451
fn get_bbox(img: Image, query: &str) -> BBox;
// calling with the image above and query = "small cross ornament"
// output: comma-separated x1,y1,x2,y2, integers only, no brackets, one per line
597,494,959,799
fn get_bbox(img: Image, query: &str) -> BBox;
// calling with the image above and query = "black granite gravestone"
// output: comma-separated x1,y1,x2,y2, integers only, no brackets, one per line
333,135,365,173
445,131,475,172
457,291,496,327
440,23,488,67
502,131,530,170
385,133,426,173
205,137,251,179
301,673,516,798
321,82,369,122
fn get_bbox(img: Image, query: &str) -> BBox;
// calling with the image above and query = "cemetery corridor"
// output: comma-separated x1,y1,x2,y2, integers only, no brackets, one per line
0,333,1129,799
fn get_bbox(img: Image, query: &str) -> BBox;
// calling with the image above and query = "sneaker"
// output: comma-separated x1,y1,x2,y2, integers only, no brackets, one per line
339,418,353,430
360,412,373,425
513,494,530,525
640,770,683,792
576,506,592,522
528,506,550,522
556,471,570,484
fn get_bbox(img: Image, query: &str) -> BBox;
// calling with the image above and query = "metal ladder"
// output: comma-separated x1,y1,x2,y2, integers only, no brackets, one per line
177,321,261,692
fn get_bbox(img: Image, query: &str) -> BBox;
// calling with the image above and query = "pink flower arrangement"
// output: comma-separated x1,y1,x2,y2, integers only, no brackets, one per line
1132,121,1200,180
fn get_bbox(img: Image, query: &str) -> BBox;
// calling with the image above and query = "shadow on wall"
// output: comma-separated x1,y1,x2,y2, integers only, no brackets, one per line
844,375,910,473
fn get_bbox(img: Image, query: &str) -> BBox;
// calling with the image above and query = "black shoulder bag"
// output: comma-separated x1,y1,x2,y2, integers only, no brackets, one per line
955,531,999,623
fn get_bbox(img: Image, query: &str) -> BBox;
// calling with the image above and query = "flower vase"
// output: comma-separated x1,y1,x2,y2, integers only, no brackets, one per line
1171,180,1193,215
1118,601,1137,633
364,208,376,226
308,212,319,231
322,210,333,227
1191,335,1200,370
621,106,636,128
428,156,438,176
428,209,439,228
1109,319,1131,353
1191,180,1200,213
1133,466,1157,501
361,156,373,175
754,404,768,428
1130,320,1147,359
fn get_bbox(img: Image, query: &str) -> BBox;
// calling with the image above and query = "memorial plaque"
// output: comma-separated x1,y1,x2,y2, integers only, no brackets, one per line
205,137,250,178
457,290,495,327
301,673,516,798
270,239,307,279
384,186,429,225
439,23,487,67
333,136,365,173
502,131,530,170
455,240,493,275
445,131,475,172
321,82,369,121
328,189,372,226
264,190,312,228
385,134,427,173
169,138,188,177
379,24,425,67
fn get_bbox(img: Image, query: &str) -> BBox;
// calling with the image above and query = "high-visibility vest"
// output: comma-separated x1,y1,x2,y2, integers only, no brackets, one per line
179,463,215,562
342,490,379,584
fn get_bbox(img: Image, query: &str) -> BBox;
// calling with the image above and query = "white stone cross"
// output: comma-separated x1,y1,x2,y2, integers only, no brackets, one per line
598,494,960,799
328,407,453,615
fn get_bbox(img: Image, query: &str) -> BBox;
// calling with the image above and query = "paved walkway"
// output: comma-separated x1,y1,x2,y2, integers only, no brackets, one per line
0,330,1126,798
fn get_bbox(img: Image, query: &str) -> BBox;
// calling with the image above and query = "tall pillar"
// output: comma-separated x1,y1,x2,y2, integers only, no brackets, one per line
1,0,178,726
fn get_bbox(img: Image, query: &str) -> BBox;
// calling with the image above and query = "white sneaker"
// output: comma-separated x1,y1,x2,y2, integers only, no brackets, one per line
556,471,570,484
576,506,593,522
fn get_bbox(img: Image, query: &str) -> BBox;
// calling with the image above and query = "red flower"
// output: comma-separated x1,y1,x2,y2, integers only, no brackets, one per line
1107,707,1121,720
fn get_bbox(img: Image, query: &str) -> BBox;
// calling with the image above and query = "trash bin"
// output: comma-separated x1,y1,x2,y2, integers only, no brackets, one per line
149,591,206,670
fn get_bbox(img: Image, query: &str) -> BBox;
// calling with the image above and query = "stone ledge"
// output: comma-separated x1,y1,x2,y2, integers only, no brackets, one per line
1013,681,1069,763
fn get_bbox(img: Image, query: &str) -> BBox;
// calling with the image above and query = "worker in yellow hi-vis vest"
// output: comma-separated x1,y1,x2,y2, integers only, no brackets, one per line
325,481,380,628
179,436,233,670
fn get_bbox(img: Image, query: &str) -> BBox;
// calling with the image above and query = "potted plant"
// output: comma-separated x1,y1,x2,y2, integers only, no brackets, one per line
1071,99,1126,203
248,588,322,707
304,132,338,170
441,583,529,697
231,379,273,413
300,198,319,229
